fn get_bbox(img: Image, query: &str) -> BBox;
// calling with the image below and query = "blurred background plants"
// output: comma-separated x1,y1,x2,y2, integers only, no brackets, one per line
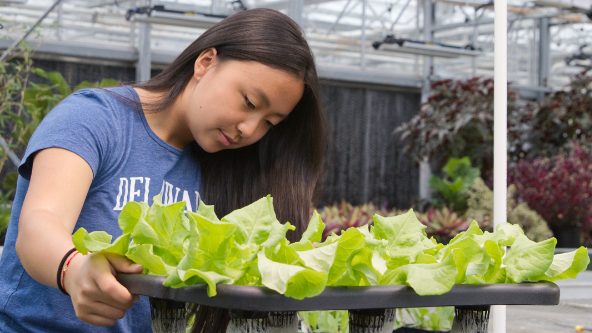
464,178,553,242
299,310,349,333
429,157,479,213
318,201,402,240
522,71,592,159
394,77,522,182
417,208,468,244
394,307,454,332
298,307,454,333
0,46,119,242
395,70,592,247
509,142,592,246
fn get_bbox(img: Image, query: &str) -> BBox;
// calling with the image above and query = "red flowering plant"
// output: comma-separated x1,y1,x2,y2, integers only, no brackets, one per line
509,143,592,245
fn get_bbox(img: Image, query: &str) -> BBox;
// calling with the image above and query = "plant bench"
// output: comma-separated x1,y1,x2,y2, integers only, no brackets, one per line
118,273,560,333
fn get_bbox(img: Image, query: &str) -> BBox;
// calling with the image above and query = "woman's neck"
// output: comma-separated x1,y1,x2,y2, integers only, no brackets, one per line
134,87,194,149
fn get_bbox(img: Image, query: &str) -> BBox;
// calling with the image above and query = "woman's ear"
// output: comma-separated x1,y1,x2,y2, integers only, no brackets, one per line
193,48,218,80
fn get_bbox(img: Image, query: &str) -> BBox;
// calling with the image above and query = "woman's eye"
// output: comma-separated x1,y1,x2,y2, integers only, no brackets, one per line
244,96,256,110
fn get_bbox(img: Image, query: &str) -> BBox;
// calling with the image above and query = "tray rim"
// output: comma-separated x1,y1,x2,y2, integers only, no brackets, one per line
117,273,560,311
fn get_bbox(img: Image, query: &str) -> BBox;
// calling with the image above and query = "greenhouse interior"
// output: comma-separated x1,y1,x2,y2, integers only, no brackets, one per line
0,0,591,332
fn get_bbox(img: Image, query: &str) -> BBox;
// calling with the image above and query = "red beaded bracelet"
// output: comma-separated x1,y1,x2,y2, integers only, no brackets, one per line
56,247,77,295
60,250,80,295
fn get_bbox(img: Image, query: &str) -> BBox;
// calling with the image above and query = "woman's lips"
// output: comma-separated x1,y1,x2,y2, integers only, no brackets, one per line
219,130,237,146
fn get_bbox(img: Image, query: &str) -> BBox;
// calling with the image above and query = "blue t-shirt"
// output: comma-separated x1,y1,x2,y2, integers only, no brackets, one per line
0,86,202,332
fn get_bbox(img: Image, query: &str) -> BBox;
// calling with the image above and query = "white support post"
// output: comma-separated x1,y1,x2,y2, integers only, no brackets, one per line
492,0,508,332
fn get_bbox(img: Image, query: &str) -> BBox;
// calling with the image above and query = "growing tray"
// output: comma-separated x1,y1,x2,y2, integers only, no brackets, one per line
117,273,560,311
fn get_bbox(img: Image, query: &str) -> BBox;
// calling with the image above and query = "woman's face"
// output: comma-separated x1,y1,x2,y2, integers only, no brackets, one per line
183,49,304,153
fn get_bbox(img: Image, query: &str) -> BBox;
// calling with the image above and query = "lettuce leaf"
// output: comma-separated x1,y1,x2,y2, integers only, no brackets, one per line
505,235,557,283
72,228,129,256
221,195,295,249
258,251,327,299
540,246,590,281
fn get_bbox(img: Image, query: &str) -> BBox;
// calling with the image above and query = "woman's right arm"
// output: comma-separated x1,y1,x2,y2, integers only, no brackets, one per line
15,148,142,326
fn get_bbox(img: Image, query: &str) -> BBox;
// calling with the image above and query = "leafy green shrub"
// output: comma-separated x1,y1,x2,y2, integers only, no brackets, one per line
429,157,480,212
465,178,553,242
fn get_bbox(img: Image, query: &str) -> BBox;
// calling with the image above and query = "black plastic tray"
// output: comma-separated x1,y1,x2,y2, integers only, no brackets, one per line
117,274,560,312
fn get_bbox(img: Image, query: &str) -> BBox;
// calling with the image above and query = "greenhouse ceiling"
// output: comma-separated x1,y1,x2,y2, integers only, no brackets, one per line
0,0,591,95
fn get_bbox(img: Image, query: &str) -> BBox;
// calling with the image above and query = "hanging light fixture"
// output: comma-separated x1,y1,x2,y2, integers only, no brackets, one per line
372,35,482,58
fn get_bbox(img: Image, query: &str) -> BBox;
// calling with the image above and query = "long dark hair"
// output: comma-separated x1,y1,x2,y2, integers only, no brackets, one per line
135,8,326,332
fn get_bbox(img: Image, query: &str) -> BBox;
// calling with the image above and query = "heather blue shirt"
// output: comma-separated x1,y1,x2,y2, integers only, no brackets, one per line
0,86,202,332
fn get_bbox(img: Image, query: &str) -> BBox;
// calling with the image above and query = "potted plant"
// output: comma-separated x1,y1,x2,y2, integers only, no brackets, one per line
318,201,401,239
417,208,469,245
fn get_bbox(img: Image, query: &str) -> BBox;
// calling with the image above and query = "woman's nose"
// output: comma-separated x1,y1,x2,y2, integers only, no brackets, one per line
237,116,262,140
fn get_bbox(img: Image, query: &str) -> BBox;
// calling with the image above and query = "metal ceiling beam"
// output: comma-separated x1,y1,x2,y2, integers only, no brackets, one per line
131,10,223,29
532,0,591,13
0,37,424,88
1,0,588,93
250,0,337,10
0,0,63,62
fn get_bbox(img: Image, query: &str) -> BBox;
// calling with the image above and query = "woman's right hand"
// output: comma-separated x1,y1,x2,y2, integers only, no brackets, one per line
63,252,143,326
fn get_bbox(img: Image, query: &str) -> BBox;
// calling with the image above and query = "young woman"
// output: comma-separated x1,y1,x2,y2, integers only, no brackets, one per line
0,8,326,332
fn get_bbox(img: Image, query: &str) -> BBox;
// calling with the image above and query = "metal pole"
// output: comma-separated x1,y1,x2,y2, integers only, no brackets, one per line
470,7,486,77
0,136,20,167
129,0,137,48
361,0,367,69
419,0,434,201
135,0,152,83
56,0,63,41
0,0,64,62
537,17,550,102
492,0,508,331
326,0,354,35
389,0,412,31
0,0,64,167
210,0,226,16
136,21,151,82
287,0,304,28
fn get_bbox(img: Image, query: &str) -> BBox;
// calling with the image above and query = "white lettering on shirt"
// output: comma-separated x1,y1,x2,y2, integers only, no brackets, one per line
113,177,199,212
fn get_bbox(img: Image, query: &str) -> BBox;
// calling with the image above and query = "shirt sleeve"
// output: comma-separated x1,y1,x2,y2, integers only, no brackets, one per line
18,89,117,180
